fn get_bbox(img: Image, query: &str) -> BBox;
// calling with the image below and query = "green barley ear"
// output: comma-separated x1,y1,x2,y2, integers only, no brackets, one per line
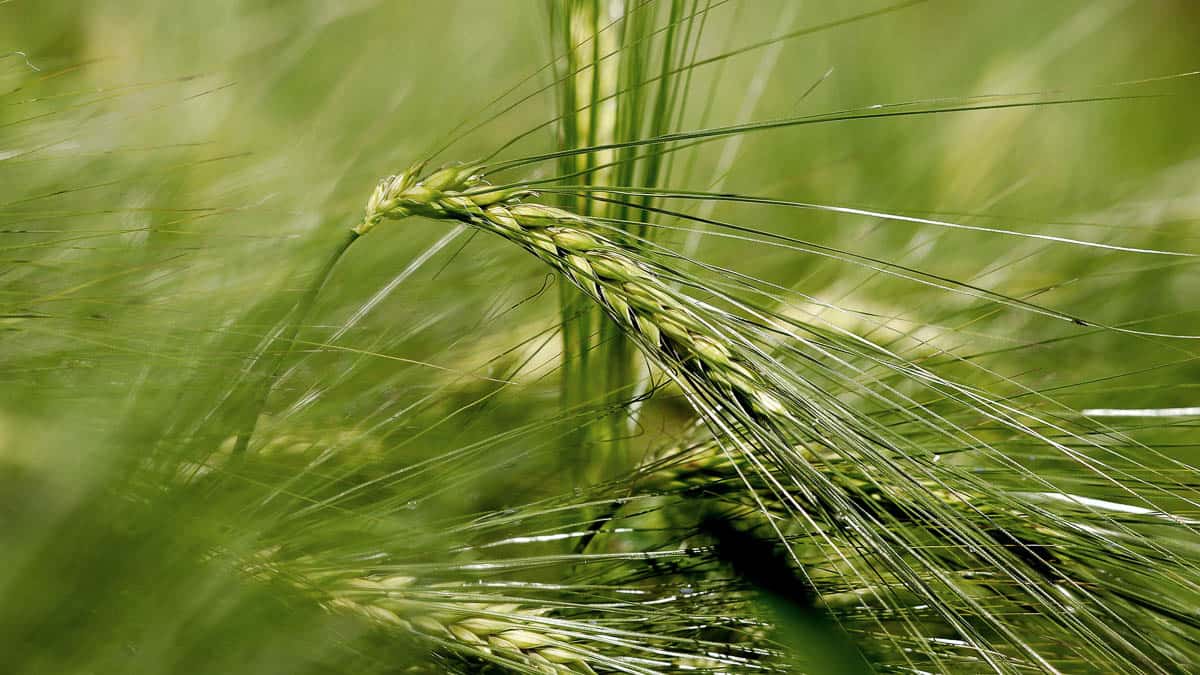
325,577,600,674
351,174,787,424
241,468,784,675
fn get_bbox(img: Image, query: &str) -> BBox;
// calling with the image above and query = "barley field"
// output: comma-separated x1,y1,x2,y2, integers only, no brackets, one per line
3,2,1200,673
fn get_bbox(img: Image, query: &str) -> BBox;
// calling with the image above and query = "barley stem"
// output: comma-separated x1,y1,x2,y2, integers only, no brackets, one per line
230,230,360,456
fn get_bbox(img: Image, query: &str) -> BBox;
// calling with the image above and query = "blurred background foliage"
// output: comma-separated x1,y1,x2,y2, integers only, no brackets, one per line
2,1,1199,673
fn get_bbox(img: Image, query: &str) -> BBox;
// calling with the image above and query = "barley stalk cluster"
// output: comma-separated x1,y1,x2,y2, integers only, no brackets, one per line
350,160,1200,672
7,3,1200,674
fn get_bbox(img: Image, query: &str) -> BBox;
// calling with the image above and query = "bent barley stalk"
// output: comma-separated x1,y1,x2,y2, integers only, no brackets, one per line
355,163,787,422
616,437,1200,670
640,439,1200,606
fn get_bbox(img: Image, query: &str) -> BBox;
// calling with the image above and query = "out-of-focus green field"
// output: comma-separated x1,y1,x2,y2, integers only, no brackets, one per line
2,2,1198,673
